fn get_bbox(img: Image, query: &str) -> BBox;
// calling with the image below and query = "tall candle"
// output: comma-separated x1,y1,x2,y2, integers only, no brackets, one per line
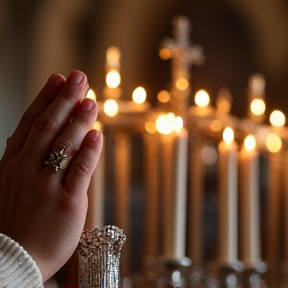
159,132,174,257
238,135,261,267
170,127,188,259
187,136,204,267
114,133,131,276
143,133,159,257
85,140,105,229
267,151,282,281
218,127,238,264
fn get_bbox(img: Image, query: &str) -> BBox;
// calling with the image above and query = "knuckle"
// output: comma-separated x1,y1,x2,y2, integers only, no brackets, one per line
55,138,76,155
73,161,91,176
34,116,57,134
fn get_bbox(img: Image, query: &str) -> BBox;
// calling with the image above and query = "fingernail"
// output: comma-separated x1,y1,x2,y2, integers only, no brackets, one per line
82,99,95,111
48,74,65,88
67,71,85,86
91,129,100,139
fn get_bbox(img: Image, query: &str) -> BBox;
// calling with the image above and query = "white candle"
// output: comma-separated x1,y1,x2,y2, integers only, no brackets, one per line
238,135,261,267
171,127,188,259
187,137,204,267
159,132,174,257
161,127,188,259
114,133,131,276
267,151,282,278
218,127,238,264
143,133,159,257
85,140,105,229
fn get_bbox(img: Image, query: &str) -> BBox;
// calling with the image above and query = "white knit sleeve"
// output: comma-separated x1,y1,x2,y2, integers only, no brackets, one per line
0,233,43,288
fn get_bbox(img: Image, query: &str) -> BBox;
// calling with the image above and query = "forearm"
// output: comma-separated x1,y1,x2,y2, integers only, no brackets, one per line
0,233,43,288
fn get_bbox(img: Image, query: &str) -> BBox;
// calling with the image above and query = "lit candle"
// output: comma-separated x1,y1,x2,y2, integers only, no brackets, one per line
143,132,160,257
238,135,261,266
114,132,131,276
187,136,204,267
218,127,238,264
157,114,188,259
85,141,105,229
170,127,189,259
85,121,105,230
267,150,282,280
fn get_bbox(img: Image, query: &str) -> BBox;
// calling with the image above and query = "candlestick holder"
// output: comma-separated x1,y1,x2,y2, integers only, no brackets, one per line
217,261,244,288
156,257,192,288
242,262,267,288
77,225,126,288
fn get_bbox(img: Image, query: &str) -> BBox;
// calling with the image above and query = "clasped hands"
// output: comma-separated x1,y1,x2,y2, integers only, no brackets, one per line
0,71,103,281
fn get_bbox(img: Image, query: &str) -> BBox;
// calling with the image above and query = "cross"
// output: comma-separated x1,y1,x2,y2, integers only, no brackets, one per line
161,16,205,117
161,16,205,83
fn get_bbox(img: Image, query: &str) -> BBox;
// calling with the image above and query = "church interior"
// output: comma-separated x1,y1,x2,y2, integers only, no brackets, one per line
1,0,288,287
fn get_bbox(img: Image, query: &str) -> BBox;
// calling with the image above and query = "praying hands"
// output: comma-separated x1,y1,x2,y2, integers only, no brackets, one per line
0,70,103,287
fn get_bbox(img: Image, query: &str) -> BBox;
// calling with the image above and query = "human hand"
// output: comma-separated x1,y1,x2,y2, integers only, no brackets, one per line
0,71,103,281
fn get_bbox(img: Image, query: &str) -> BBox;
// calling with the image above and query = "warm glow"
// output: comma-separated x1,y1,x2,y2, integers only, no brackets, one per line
210,120,222,132
244,135,256,151
217,101,231,114
103,99,118,117
266,133,282,153
195,90,210,107
173,116,183,132
155,113,175,135
86,89,96,101
107,46,121,64
223,127,234,145
250,99,266,116
270,110,285,127
92,121,102,131
145,122,157,134
157,90,170,103
176,78,189,91
216,88,232,114
106,70,121,88
159,48,171,60
132,87,146,104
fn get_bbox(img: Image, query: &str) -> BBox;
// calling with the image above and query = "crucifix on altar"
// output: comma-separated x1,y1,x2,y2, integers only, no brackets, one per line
160,16,205,120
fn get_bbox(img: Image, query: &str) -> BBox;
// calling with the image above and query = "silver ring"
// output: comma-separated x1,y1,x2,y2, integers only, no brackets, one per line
45,145,69,173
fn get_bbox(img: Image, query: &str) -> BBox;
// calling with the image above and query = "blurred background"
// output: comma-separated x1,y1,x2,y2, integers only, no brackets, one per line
1,0,288,287
1,0,288,154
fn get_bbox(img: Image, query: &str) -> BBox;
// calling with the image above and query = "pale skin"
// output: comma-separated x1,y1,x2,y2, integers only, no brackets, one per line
0,70,103,282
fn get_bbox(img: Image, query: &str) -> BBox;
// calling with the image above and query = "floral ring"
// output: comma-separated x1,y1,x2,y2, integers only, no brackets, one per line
45,145,69,173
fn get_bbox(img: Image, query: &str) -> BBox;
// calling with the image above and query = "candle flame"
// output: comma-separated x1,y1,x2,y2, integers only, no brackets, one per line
157,90,170,103
107,46,121,64
104,99,118,117
195,90,210,107
244,134,256,151
270,110,285,127
132,87,146,104
176,78,189,91
159,48,171,60
223,127,234,145
86,89,96,101
106,70,121,88
156,113,175,135
266,133,282,153
173,116,183,132
250,99,265,116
